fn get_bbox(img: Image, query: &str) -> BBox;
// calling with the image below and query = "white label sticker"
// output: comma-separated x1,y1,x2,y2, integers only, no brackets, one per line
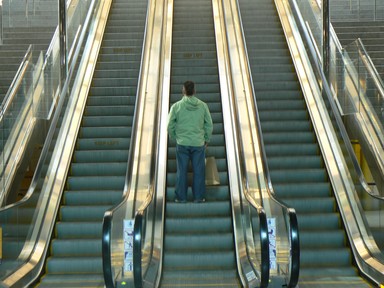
123,219,134,273
268,218,277,270
246,270,257,281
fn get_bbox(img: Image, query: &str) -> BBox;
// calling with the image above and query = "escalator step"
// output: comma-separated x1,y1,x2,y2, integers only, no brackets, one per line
296,213,341,230
46,257,102,273
161,269,239,288
164,233,234,250
55,222,101,238
165,217,232,233
37,274,104,288
63,190,122,205
50,239,101,256
163,251,236,269
166,202,231,217
165,186,228,202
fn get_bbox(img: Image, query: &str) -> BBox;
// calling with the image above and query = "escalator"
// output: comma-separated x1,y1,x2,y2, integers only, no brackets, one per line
238,0,371,286
34,0,148,286
161,0,241,286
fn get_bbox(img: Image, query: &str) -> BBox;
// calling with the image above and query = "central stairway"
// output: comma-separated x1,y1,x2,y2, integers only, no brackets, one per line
161,0,241,287
34,0,148,286
238,0,371,287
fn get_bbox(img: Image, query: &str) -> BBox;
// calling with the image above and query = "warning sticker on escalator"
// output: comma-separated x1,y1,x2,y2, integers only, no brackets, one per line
124,220,134,273
268,218,277,270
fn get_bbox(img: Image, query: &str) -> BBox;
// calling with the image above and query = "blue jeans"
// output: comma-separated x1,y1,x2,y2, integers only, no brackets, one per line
175,144,206,201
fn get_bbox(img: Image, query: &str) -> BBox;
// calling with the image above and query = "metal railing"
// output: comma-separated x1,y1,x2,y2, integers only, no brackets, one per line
0,0,91,207
297,0,384,200
341,39,384,197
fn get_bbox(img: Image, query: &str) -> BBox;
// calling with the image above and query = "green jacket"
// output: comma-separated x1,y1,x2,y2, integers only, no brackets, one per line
167,95,213,147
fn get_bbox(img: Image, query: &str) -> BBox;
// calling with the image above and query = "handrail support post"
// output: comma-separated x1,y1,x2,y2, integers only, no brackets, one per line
59,0,68,88
322,0,330,85
0,0,3,45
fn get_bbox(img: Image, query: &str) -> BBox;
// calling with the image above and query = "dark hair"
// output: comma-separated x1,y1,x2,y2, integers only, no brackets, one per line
183,81,195,96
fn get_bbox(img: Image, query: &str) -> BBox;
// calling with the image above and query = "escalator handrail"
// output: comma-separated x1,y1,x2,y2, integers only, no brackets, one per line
289,0,384,283
233,0,300,286
132,188,154,288
102,211,114,288
133,211,144,288
258,208,270,287
287,208,300,286
243,196,270,287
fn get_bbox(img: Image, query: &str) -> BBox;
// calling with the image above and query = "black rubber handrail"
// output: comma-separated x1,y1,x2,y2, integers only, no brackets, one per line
102,211,114,288
133,211,144,288
258,207,270,288
288,208,300,287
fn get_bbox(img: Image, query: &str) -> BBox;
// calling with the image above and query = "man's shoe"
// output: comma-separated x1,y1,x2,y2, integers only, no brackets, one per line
194,198,206,203
174,198,187,203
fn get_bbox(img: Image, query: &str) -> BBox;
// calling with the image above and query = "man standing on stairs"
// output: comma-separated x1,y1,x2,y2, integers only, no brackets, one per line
167,80,213,203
